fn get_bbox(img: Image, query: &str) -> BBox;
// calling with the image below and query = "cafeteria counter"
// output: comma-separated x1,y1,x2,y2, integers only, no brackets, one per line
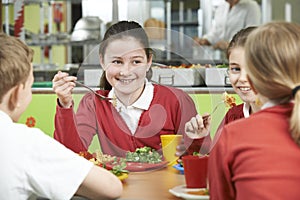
31,86,235,94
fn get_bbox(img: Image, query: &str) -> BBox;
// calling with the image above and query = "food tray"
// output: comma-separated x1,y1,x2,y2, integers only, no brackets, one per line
84,69,103,87
205,68,231,87
151,68,205,86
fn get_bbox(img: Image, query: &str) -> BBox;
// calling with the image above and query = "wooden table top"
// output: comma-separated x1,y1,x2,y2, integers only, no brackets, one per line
119,166,185,200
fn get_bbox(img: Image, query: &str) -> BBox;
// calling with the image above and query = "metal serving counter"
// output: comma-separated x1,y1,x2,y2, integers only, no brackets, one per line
32,87,235,94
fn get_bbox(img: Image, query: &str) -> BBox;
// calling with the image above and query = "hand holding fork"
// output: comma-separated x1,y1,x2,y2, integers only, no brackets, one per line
184,101,224,139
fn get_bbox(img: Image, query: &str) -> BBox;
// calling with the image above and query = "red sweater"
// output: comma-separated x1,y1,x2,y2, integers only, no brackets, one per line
54,84,209,156
224,103,244,124
210,104,244,151
209,103,300,200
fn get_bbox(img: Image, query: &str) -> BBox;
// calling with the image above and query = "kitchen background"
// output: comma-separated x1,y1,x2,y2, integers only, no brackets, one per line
1,0,299,151
1,0,300,75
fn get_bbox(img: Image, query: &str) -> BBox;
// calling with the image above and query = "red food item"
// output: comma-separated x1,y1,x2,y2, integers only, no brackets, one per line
222,92,236,108
78,151,114,170
98,163,113,170
78,151,94,160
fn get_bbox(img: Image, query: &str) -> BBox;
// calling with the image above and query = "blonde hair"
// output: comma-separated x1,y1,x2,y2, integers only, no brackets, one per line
0,33,34,103
245,21,300,146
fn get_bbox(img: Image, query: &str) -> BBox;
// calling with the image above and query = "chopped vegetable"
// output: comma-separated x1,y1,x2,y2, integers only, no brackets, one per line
192,152,200,156
177,158,183,167
126,146,163,164
78,151,128,176
216,64,229,68
110,159,128,176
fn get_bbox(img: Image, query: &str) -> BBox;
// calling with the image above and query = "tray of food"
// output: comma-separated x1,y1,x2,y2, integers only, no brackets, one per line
151,64,206,86
205,64,231,87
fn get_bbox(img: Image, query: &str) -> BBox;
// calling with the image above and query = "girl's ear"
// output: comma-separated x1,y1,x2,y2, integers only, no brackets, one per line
8,84,22,111
147,54,153,72
99,55,106,70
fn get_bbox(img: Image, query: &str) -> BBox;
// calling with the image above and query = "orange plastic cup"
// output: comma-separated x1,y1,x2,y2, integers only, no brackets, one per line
182,155,208,188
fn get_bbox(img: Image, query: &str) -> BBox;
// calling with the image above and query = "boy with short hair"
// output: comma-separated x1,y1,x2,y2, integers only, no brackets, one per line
0,33,122,200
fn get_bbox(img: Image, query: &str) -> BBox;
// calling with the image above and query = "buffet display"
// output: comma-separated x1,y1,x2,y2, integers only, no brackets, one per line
150,63,229,87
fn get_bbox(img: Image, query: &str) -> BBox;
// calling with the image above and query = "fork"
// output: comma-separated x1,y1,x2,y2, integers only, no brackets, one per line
203,101,225,120
74,81,115,101
210,100,225,115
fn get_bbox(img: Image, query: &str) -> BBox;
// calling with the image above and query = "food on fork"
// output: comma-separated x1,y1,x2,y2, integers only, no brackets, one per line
222,92,236,108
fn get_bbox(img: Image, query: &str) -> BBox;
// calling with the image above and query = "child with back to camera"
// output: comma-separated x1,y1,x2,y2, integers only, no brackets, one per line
209,21,300,199
0,33,122,200
52,20,210,157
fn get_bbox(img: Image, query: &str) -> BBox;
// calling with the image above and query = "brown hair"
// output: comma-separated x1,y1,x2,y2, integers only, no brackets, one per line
245,21,300,146
98,21,152,90
0,33,34,103
227,26,257,59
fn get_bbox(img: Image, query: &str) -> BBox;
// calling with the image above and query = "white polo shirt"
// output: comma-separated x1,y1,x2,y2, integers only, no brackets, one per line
109,80,154,135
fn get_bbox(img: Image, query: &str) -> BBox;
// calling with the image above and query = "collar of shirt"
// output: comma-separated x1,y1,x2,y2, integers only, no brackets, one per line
261,100,280,110
243,102,251,118
108,79,154,111
0,110,12,123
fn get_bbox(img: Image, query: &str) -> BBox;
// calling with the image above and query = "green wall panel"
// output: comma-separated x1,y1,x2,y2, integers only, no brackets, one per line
18,93,242,152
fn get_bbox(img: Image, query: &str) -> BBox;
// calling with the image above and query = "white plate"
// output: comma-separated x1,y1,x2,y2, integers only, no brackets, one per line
169,185,209,200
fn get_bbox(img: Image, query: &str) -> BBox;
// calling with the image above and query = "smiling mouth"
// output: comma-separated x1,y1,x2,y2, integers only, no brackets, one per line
238,87,251,91
118,79,135,84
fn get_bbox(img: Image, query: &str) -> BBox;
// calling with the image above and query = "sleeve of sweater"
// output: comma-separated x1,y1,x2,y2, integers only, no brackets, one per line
170,87,212,155
54,99,86,153
54,93,97,153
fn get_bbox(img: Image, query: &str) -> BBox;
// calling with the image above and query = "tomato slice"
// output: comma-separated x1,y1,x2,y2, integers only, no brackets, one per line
97,163,113,170
78,151,94,160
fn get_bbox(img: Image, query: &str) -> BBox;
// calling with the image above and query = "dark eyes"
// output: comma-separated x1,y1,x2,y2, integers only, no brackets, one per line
112,60,122,64
228,66,241,74
133,60,142,64
111,60,143,65
230,67,240,72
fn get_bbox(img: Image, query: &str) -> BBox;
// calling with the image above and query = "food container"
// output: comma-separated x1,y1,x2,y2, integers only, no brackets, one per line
151,68,205,86
205,68,231,86
84,69,103,87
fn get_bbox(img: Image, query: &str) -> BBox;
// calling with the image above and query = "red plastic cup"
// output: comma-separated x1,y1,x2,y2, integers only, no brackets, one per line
182,155,208,188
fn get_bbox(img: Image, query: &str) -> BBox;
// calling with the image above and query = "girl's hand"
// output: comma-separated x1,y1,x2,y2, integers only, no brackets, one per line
52,71,77,108
184,114,211,139
175,137,187,157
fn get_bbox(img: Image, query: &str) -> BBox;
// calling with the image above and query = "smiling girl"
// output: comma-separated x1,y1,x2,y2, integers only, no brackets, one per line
183,27,261,148
52,21,207,157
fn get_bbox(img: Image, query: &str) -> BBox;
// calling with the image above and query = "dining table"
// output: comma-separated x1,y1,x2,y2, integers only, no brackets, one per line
36,165,202,200
119,165,185,200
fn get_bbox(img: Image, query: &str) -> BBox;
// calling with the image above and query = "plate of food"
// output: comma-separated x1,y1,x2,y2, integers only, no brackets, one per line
169,185,209,200
124,146,168,172
125,160,169,172
79,147,168,173
78,151,129,180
